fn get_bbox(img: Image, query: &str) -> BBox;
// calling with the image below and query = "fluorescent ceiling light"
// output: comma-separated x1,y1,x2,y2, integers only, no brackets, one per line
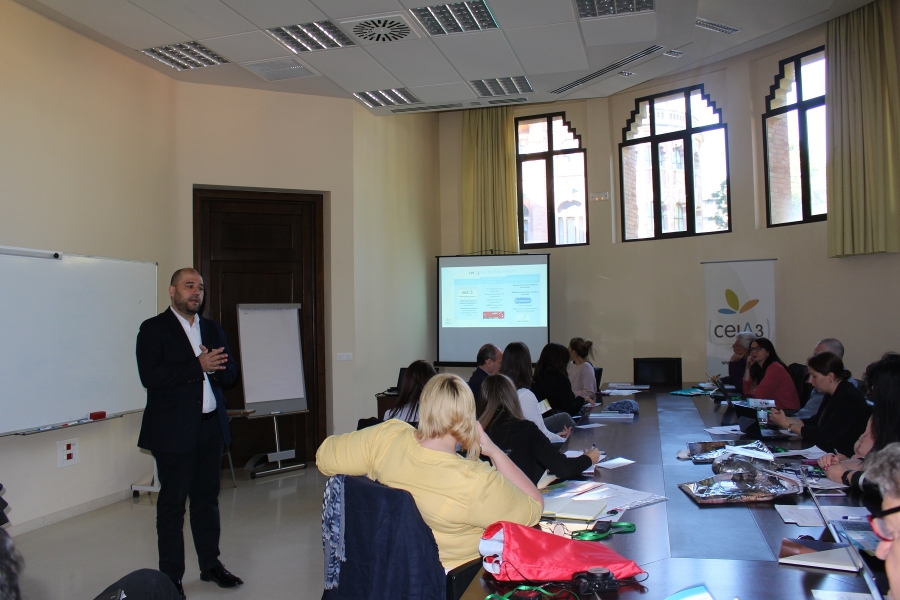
469,76,533,98
577,0,654,19
267,21,356,53
409,1,498,35
140,42,228,70
354,88,422,108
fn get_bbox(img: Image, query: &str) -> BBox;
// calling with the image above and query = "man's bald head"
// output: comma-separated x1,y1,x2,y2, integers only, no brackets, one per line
170,268,200,287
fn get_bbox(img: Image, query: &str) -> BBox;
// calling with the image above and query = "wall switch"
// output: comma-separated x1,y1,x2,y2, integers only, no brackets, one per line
590,192,610,202
57,438,79,468
337,353,353,361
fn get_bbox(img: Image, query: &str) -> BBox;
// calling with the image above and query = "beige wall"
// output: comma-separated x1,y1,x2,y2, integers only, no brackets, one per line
439,24,900,384
0,0,440,532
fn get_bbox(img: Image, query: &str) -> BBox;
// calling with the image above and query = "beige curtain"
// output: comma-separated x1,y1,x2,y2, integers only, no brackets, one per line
461,107,519,254
826,0,900,257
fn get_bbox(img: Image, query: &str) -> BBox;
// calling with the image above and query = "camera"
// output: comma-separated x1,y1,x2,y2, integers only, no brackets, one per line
573,567,619,594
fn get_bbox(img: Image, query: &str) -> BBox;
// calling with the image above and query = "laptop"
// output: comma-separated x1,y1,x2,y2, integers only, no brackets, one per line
384,367,407,395
731,402,793,440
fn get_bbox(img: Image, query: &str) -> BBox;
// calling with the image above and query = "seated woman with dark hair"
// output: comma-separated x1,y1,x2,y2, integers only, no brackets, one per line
817,354,900,489
499,342,573,442
769,352,870,457
531,343,585,417
567,337,597,404
384,359,437,424
743,337,800,410
479,374,599,484
317,374,543,570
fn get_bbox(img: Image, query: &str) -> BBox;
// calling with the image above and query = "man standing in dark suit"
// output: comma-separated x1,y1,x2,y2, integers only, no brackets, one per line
468,344,502,403
136,268,242,598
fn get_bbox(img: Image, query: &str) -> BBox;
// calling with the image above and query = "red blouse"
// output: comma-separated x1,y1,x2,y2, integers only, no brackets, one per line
743,361,800,410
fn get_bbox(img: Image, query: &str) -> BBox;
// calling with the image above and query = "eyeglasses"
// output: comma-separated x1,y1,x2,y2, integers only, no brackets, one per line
867,504,900,542
749,346,765,353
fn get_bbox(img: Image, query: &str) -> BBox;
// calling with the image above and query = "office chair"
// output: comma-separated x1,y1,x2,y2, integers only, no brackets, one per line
322,476,480,600
594,367,604,394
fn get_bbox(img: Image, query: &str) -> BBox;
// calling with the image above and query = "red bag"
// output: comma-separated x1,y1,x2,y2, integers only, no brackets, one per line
479,521,645,582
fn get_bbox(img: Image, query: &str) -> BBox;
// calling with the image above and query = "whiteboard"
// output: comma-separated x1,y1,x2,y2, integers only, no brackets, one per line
237,304,308,416
0,247,157,435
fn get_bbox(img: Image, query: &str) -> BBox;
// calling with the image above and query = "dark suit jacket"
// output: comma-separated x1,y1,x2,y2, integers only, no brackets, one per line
467,367,489,405
136,308,239,454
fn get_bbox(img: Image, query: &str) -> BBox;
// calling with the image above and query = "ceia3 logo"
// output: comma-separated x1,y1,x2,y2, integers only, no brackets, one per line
717,289,759,315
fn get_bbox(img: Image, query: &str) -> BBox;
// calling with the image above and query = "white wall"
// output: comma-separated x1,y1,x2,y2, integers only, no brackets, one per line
0,0,441,533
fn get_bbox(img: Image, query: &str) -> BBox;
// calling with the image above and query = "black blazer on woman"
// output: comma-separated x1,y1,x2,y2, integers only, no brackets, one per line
531,371,585,416
800,379,870,457
485,411,592,484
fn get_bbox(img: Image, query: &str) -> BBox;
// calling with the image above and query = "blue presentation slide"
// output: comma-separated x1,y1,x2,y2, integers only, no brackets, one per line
440,264,547,328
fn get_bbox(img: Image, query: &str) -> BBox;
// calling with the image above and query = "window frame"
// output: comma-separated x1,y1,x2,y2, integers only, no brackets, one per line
514,112,589,249
618,84,732,242
762,46,826,227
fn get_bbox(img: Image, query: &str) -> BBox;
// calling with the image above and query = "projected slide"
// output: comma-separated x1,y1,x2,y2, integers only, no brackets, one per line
441,265,547,328
437,254,550,365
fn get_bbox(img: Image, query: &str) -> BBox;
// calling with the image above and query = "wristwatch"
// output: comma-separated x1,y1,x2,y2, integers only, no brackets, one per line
787,423,793,433
841,470,852,486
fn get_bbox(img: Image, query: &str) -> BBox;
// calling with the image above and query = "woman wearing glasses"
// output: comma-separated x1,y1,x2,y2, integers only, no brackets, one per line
768,352,870,457
742,337,800,410
862,443,900,598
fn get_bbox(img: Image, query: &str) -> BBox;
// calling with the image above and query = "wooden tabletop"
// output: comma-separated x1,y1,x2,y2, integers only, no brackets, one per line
461,387,886,600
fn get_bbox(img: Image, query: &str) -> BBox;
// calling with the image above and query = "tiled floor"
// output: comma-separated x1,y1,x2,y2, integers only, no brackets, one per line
13,467,328,600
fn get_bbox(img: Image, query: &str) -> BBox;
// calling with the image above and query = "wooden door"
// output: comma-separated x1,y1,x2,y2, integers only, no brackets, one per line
194,188,326,466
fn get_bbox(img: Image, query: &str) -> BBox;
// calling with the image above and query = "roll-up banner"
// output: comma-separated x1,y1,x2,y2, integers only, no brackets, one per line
703,259,776,377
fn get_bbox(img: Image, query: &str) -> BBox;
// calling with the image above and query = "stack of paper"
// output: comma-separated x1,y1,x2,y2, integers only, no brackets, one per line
597,457,634,469
593,412,635,420
774,504,825,526
704,425,744,435
771,446,827,459
778,538,858,572
607,383,650,389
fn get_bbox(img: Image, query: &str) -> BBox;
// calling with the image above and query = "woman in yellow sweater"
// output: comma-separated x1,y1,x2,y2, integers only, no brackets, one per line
316,373,543,570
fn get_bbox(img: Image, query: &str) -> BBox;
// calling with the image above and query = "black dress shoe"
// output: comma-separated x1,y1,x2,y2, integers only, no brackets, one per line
170,578,186,600
200,565,244,588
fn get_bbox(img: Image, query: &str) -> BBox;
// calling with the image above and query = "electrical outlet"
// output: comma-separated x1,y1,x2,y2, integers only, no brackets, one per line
57,438,79,468
337,353,353,361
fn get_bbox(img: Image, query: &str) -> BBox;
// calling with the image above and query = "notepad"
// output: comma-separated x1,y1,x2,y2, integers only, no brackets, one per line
778,538,858,572
542,497,607,521
597,457,634,469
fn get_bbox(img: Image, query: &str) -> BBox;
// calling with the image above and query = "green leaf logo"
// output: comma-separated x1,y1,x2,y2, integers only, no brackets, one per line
725,289,740,311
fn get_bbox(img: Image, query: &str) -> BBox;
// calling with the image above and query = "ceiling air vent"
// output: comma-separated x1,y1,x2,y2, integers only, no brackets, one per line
339,14,422,45
140,42,228,71
470,76,533,98
487,97,528,105
354,88,422,108
695,19,741,34
551,45,663,94
390,103,463,113
243,59,318,81
267,21,355,53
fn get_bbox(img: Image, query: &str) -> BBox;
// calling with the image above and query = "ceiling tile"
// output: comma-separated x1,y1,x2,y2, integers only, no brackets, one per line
300,47,402,92
310,0,405,20
128,0,256,40
408,81,477,102
432,30,522,80
37,0,189,49
200,31,291,63
365,39,461,87
488,0,575,28
218,0,327,29
505,23,587,75
581,12,657,46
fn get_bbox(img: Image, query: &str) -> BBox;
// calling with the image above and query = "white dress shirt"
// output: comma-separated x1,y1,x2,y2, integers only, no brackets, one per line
517,388,564,443
170,307,216,414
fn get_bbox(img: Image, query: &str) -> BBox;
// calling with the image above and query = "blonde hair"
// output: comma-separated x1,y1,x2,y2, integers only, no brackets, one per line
416,373,480,459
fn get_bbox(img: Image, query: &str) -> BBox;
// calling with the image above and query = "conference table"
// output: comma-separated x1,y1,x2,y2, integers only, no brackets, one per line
461,386,887,600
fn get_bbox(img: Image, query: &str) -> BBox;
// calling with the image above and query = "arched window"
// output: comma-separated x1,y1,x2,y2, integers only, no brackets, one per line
619,84,730,240
763,47,826,226
515,113,588,248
